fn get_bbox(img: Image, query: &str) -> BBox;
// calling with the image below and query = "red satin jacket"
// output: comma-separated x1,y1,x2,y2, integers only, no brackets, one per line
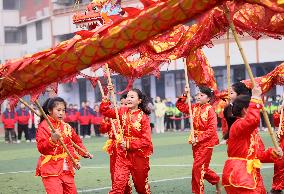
100,101,153,157
176,96,219,146
274,111,284,148
35,116,87,177
222,101,278,190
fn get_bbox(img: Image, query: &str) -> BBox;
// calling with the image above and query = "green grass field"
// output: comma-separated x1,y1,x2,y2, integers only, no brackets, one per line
0,132,275,194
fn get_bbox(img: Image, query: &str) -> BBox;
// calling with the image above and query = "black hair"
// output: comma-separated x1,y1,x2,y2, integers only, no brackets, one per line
129,88,151,115
40,97,67,122
120,94,127,100
232,82,252,96
223,95,251,140
199,86,214,99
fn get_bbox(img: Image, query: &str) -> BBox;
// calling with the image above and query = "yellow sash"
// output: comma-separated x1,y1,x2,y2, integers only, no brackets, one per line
41,152,67,167
228,157,262,174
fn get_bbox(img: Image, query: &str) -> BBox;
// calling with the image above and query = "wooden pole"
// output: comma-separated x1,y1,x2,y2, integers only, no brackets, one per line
104,64,123,137
225,30,231,99
97,79,119,139
277,93,284,137
183,58,195,143
18,97,89,156
34,100,80,168
225,7,279,148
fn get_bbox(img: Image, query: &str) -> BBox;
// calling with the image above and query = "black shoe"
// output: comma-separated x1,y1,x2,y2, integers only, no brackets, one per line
269,189,283,194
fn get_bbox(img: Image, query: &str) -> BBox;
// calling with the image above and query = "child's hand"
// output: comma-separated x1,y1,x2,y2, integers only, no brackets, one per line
74,162,81,170
273,147,283,158
83,152,93,159
251,85,262,99
121,140,127,150
51,129,61,143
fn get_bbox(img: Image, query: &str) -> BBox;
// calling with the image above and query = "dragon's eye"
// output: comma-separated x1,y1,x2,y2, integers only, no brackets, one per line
92,6,98,12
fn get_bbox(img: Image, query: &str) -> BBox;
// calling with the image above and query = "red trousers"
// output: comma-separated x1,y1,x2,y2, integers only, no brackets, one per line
109,149,151,194
192,145,220,194
272,157,284,190
110,149,132,194
225,171,266,194
42,171,77,194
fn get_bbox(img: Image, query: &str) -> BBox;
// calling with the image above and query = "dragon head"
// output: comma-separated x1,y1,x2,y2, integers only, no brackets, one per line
72,0,123,30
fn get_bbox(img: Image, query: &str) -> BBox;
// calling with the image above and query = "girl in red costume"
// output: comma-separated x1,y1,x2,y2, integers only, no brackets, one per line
270,105,284,194
99,94,132,194
176,86,221,194
36,97,93,194
100,88,152,194
222,85,283,194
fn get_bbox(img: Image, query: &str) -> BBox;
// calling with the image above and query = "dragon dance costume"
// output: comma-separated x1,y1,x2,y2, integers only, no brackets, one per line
271,111,284,191
176,95,220,194
100,118,132,194
222,99,279,194
36,116,88,194
100,100,153,194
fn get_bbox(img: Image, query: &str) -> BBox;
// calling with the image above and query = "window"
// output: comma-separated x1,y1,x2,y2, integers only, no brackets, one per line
115,75,128,93
233,67,246,82
155,73,165,99
4,26,27,44
19,26,27,44
175,70,185,97
36,21,43,40
214,69,224,90
141,76,151,98
3,0,19,10
4,27,19,43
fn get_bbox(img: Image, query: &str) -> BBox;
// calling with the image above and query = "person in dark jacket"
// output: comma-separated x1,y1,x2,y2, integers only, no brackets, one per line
16,103,30,143
2,103,17,143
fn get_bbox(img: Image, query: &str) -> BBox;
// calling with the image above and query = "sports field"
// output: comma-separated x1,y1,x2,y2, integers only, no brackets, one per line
0,131,275,194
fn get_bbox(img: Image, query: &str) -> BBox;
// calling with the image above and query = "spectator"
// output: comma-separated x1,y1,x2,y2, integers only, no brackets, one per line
28,104,37,143
154,96,166,133
173,105,182,131
92,104,103,137
16,103,30,143
165,98,175,131
2,103,17,143
78,101,91,138
66,104,79,134
85,101,93,136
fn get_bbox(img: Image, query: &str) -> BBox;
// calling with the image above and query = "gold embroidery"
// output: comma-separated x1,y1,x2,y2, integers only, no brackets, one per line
122,112,127,129
247,133,257,158
200,163,205,193
145,177,151,194
132,111,143,131
200,105,211,122
63,123,72,137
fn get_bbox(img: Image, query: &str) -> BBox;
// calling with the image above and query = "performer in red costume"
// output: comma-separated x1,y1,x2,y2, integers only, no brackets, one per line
176,86,221,194
222,85,283,194
100,94,132,194
270,105,284,194
35,97,93,194
100,88,153,194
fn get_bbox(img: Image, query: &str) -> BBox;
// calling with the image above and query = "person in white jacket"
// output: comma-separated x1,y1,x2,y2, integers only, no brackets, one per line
28,104,40,143
154,96,167,133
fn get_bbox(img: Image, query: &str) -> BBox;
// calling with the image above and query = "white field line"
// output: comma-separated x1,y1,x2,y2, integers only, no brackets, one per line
0,164,273,175
78,166,274,193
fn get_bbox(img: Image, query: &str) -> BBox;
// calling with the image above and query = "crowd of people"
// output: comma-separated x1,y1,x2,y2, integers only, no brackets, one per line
0,83,284,194
1,93,282,144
